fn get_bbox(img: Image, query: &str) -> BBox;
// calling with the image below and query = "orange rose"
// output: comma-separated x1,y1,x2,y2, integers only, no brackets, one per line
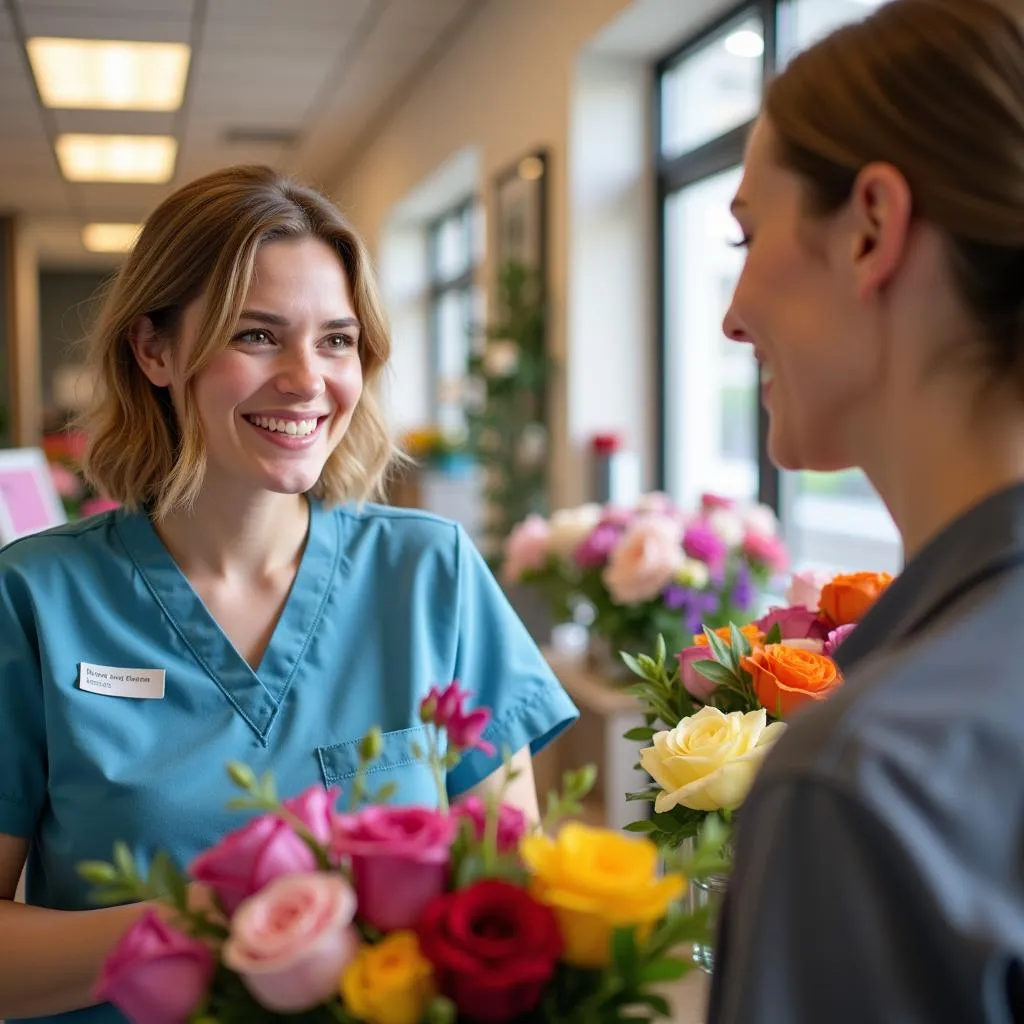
819,572,893,627
741,644,842,719
694,623,765,648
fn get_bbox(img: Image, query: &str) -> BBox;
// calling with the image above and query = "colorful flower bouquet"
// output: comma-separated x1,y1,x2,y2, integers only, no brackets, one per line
78,682,726,1024
620,569,892,970
502,493,787,669
623,569,893,850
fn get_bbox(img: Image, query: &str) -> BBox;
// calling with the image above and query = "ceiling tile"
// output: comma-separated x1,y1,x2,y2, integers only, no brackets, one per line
20,11,192,43
52,109,177,136
204,0,372,28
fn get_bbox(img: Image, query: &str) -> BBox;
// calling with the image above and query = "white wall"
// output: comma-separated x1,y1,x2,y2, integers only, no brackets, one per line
334,0,734,508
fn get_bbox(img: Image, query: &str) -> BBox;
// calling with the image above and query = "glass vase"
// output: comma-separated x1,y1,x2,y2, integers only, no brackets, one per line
679,838,731,974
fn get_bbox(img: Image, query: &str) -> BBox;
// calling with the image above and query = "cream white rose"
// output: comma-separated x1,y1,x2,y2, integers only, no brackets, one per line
706,508,745,548
548,504,603,560
674,557,710,590
640,706,786,813
740,502,780,538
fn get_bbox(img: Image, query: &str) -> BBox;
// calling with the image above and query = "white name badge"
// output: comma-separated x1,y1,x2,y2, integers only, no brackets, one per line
79,662,166,700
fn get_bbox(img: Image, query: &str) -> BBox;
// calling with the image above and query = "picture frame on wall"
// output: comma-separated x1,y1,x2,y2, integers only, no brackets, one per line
0,447,67,545
492,148,548,283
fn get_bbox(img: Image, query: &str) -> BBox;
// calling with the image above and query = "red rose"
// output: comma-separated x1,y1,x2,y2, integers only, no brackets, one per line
417,879,562,1022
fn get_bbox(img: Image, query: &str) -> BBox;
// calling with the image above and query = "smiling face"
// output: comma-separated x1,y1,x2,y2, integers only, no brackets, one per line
722,116,889,472
137,235,364,501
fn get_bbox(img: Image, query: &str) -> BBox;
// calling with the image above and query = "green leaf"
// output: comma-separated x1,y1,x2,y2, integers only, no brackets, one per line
627,992,672,1017
702,626,734,670
654,633,667,668
224,797,265,812
692,660,739,687
619,651,646,679
623,820,658,833
612,926,639,981
374,781,398,803
113,842,136,881
425,996,458,1024
623,726,658,742
258,772,278,804
639,957,691,983
77,861,118,885
226,762,257,791
764,622,783,645
729,622,753,658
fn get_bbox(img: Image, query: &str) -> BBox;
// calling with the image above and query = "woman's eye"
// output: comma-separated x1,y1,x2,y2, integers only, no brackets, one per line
323,334,357,351
235,329,273,346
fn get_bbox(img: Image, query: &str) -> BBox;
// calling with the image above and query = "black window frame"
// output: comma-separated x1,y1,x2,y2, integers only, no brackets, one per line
426,198,478,429
654,0,781,510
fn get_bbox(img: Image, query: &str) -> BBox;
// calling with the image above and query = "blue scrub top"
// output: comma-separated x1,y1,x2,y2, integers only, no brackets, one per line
0,500,578,1024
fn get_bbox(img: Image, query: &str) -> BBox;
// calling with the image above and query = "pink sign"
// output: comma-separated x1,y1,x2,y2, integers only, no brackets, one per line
0,448,67,544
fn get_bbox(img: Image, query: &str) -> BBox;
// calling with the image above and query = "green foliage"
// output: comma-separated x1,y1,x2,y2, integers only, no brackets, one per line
466,261,550,564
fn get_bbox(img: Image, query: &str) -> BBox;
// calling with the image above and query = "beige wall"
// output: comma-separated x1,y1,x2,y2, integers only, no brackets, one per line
332,0,636,508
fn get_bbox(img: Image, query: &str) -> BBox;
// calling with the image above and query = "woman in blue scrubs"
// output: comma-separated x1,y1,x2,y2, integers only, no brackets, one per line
708,3,1024,1022
0,164,578,1022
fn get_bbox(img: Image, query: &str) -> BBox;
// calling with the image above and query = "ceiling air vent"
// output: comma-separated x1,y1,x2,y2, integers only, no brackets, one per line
221,127,299,146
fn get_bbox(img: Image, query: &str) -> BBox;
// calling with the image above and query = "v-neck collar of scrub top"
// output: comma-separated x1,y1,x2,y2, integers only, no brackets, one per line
835,482,1024,676
113,497,344,744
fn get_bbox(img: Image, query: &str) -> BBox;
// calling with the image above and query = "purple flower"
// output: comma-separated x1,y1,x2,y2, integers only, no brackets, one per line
574,523,622,568
824,623,856,658
683,522,727,569
730,563,754,611
663,585,718,634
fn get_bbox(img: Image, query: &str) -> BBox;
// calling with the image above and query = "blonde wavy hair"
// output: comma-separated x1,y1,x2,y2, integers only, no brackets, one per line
81,164,398,521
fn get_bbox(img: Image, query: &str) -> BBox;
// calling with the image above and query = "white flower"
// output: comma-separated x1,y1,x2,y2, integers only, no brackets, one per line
517,424,547,469
674,558,710,590
547,504,603,560
706,508,745,548
483,340,520,378
741,502,779,538
640,706,786,813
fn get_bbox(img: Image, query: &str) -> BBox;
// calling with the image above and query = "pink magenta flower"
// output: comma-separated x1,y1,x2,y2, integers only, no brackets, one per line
501,515,550,583
94,910,214,1024
223,873,360,1013
452,797,528,853
188,814,317,916
332,806,457,931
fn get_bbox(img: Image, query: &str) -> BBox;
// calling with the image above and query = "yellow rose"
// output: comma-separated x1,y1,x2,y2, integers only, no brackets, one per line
519,823,684,968
340,932,434,1024
640,705,785,813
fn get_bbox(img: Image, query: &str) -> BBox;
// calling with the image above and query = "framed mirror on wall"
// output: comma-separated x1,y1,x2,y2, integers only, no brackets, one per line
492,148,548,282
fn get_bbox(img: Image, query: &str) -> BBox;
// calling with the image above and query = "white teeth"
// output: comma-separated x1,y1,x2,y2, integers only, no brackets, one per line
249,416,318,437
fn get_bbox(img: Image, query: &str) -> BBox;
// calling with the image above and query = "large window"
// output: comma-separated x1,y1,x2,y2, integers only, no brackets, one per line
427,200,482,436
657,0,899,574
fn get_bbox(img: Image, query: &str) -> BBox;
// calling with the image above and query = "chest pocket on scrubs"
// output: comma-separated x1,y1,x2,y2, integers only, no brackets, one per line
316,725,442,808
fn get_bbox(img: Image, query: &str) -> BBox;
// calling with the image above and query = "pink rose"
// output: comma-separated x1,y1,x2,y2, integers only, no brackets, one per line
636,491,676,515
281,784,340,845
502,515,550,583
743,531,788,572
784,571,831,611
189,814,316,915
600,505,636,529
754,605,830,642
701,493,735,512
601,514,684,605
677,645,717,702
453,797,528,853
825,623,857,658
94,910,213,1024
331,806,457,931
223,873,360,1013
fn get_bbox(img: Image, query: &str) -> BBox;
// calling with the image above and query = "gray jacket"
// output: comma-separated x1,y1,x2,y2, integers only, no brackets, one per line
709,484,1024,1023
